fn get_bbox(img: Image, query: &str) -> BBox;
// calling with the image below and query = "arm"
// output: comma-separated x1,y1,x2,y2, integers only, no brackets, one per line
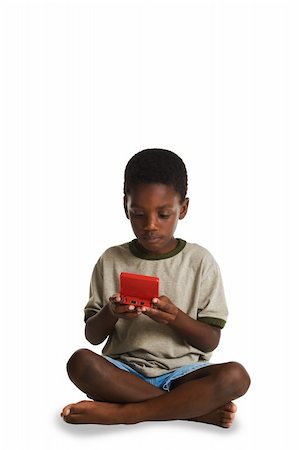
169,308,221,353
142,296,221,353
85,303,118,345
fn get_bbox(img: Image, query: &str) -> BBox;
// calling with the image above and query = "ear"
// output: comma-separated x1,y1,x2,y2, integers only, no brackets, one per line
179,197,189,220
123,195,129,219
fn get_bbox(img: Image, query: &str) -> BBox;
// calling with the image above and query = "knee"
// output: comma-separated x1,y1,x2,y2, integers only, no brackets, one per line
66,348,95,382
221,362,251,398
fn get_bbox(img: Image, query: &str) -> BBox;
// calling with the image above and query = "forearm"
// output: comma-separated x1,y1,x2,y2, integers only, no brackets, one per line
169,309,220,353
85,303,118,345
143,297,221,353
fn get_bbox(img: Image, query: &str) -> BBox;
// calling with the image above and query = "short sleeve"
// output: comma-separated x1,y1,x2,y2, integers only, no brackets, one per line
197,256,228,329
84,258,104,322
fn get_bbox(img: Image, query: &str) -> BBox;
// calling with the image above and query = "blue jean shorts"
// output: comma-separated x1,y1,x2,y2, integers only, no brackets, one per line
104,356,212,392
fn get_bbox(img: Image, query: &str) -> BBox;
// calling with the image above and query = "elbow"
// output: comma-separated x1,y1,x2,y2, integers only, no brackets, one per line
200,327,221,353
203,341,219,353
84,324,104,346
85,334,100,346
188,338,219,353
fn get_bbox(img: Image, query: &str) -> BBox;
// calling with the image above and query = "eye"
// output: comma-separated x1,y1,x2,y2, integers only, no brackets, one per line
159,213,170,219
131,211,144,217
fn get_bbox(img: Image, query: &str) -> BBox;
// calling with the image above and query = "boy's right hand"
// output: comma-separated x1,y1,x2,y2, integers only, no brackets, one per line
109,293,141,320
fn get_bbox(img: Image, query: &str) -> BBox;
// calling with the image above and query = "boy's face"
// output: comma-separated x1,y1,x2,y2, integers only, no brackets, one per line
124,183,189,255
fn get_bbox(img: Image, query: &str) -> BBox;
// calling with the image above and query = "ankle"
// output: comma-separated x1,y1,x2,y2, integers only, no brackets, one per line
121,401,150,424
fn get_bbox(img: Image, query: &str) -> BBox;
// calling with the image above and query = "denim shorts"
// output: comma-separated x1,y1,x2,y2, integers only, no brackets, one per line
104,356,212,392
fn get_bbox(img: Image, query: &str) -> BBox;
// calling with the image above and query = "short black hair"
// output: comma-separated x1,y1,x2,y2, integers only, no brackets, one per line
124,149,188,201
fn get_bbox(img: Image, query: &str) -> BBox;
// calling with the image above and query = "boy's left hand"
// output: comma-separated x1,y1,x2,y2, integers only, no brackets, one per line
140,296,178,325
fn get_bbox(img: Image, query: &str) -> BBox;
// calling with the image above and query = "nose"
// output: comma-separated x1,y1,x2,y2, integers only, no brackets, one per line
143,214,158,231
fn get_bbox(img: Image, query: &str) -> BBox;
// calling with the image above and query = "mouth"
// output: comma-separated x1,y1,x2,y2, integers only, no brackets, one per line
141,235,162,243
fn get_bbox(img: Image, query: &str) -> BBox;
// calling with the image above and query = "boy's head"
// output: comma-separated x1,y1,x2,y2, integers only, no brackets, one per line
124,149,189,255
124,148,188,202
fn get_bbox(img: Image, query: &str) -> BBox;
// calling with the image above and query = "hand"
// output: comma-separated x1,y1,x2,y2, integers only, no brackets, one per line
141,295,179,325
109,293,141,320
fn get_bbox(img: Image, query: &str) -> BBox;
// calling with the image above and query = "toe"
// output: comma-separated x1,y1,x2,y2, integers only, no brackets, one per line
223,402,237,413
61,404,74,418
61,401,95,422
222,415,234,423
218,403,236,428
222,421,233,428
63,413,84,424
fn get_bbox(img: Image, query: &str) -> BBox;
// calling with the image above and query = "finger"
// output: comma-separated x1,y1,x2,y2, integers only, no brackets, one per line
112,304,142,320
152,298,178,315
113,304,138,314
142,307,174,324
109,293,121,303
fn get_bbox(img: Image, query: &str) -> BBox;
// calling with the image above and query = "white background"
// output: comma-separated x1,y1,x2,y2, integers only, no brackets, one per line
0,0,298,449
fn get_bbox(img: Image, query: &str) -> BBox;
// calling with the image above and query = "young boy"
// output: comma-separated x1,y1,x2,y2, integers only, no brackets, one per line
61,149,250,426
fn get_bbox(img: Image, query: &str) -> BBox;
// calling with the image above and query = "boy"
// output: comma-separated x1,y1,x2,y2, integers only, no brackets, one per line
61,149,250,426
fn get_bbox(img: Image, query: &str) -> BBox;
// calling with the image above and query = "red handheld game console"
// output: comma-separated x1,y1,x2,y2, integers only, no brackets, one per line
120,272,159,308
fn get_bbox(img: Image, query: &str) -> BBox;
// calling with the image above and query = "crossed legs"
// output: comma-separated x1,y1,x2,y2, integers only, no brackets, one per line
61,348,250,426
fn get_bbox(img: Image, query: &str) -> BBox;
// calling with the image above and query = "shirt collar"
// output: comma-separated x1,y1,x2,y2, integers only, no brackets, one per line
129,238,186,260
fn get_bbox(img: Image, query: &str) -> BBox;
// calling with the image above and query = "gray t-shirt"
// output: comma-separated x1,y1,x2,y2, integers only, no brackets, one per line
84,239,228,377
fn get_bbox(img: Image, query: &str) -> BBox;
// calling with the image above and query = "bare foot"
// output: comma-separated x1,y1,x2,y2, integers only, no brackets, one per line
61,400,237,427
61,400,129,425
187,402,237,428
